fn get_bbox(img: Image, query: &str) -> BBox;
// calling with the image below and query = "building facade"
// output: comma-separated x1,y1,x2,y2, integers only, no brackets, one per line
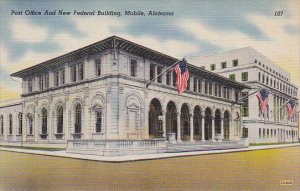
0,36,250,155
189,47,299,143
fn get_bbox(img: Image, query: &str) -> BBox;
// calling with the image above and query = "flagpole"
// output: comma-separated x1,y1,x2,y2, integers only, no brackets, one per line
270,96,294,119
146,58,184,88
232,88,261,106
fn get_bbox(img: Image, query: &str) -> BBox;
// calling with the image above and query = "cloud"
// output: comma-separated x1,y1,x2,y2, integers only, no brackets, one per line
0,83,19,101
10,17,48,43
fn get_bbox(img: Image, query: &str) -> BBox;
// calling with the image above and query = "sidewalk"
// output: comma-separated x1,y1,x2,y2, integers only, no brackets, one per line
1,143,299,162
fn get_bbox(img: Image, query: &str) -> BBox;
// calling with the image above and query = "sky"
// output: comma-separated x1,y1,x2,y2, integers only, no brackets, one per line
0,0,299,101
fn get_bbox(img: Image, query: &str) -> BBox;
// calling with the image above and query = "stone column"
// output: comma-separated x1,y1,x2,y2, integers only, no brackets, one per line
177,112,181,142
190,114,194,142
221,117,224,141
212,116,215,142
201,111,205,142
162,109,166,138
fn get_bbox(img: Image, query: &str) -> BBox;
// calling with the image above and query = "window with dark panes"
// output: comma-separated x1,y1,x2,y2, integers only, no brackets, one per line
193,78,197,92
79,63,84,80
198,79,202,93
57,106,63,134
61,69,65,85
241,92,249,117
95,58,101,76
72,65,77,82
28,79,33,93
96,111,102,132
242,72,248,81
9,114,13,135
229,74,235,81
166,72,171,85
157,66,162,83
54,71,59,86
130,59,137,77
150,64,155,80
233,59,238,67
208,83,212,95
221,62,227,69
45,74,49,89
172,70,176,86
18,113,22,134
210,64,216,71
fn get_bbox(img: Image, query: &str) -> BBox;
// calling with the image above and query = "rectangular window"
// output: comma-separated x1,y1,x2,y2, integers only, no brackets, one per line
258,72,260,81
270,79,272,86
150,64,155,80
263,128,265,137
79,63,84,80
242,92,249,117
214,84,218,96
267,129,269,137
45,74,49,89
172,71,176,86
221,62,227,69
229,74,235,81
233,59,238,67
71,65,77,82
223,87,227,99
157,66,162,83
130,59,137,77
266,76,269,85
187,78,190,91
39,76,44,90
193,78,197,92
205,82,208,94
218,85,221,97
166,72,171,85
242,72,248,81
95,111,102,132
95,58,101,76
208,83,212,95
61,69,65,85
54,71,59,86
259,128,261,137
227,88,230,99
28,79,32,93
198,79,202,93
235,91,239,101
210,64,216,71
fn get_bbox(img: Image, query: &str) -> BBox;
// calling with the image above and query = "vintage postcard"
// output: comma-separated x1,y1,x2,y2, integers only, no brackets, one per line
0,0,299,190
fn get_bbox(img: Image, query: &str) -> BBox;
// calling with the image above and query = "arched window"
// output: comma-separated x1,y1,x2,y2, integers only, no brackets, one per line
95,111,102,132
9,114,13,135
18,113,22,134
57,106,63,134
75,104,82,134
28,115,33,135
41,108,47,136
0,115,3,135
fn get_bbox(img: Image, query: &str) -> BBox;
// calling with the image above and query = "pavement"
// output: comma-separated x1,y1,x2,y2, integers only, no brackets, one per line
1,143,300,162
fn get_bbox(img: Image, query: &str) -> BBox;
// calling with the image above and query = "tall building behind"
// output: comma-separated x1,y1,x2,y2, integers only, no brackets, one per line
189,47,299,143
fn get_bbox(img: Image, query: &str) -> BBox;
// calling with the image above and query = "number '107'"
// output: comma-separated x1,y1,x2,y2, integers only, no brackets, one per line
274,11,283,16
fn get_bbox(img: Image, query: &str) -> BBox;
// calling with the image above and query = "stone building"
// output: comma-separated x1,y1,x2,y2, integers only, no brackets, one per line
189,47,299,143
0,36,249,155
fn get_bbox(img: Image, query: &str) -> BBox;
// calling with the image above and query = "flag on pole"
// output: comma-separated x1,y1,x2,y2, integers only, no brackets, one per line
256,89,269,113
286,99,295,120
174,58,189,95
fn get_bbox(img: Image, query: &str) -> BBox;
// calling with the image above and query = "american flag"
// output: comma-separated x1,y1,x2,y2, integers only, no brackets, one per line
286,99,295,120
256,89,269,113
174,58,189,95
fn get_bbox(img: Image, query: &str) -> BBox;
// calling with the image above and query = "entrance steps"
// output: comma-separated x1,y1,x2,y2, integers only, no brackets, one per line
166,141,246,153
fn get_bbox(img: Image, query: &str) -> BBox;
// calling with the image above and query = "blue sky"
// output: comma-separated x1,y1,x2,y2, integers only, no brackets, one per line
0,0,299,100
